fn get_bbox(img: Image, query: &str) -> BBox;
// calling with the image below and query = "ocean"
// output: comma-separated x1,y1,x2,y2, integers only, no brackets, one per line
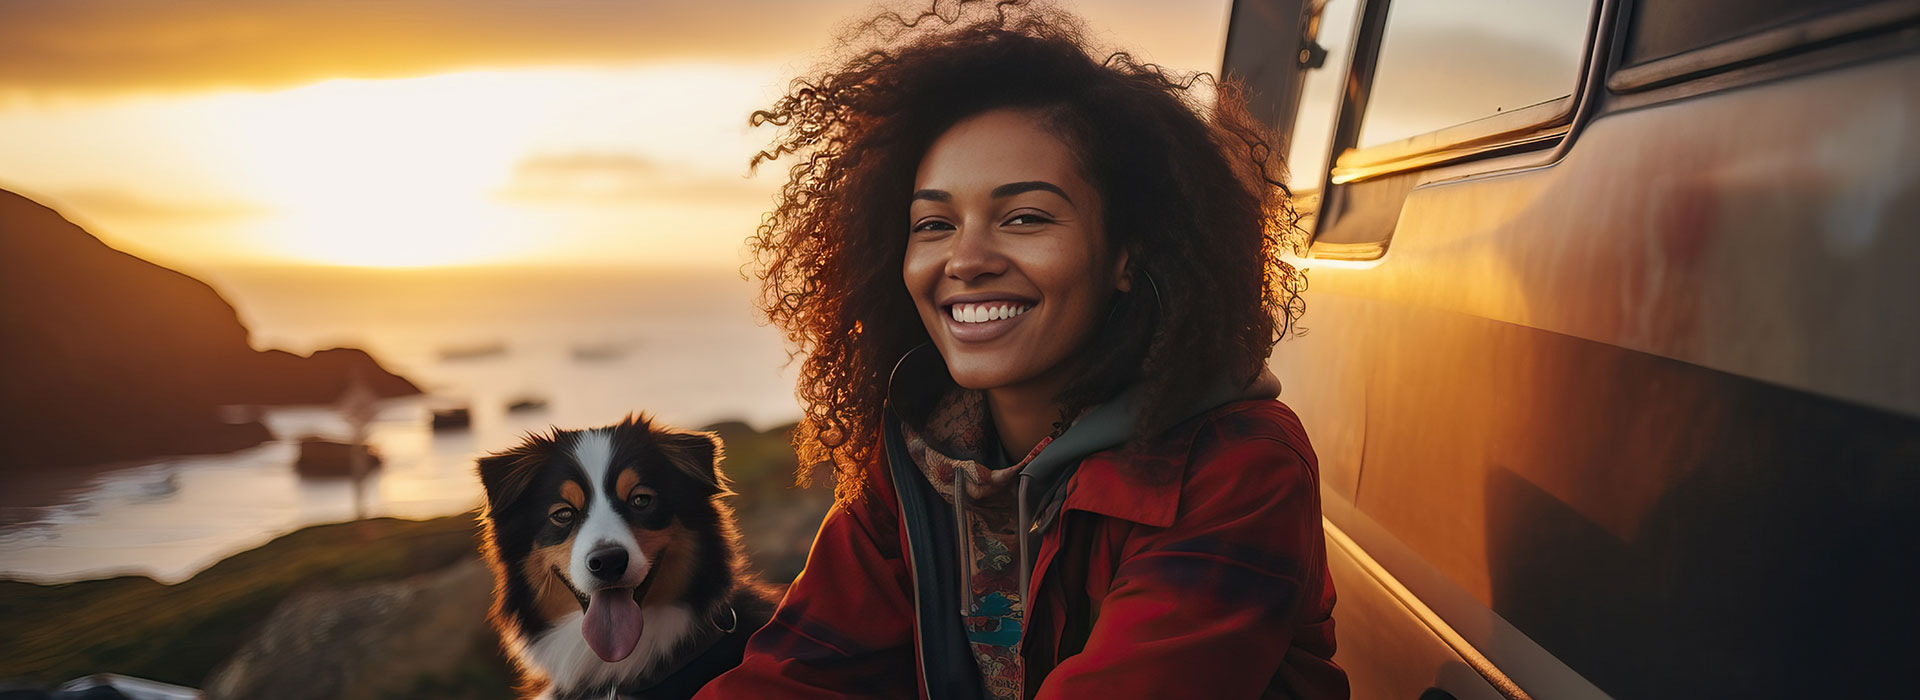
0,264,805,583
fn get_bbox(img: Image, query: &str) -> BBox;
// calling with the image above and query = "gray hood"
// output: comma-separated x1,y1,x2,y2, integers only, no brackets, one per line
884,342,1282,601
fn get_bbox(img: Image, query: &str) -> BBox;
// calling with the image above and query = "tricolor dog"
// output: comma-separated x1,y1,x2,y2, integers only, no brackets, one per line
475,415,778,699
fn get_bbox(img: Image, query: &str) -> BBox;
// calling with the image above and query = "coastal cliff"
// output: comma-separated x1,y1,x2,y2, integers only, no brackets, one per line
0,188,419,469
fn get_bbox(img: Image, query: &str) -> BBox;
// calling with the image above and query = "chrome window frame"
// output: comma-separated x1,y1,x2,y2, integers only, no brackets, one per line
1303,0,1615,258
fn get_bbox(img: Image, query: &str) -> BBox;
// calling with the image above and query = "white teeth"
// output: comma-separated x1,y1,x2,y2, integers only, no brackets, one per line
949,302,1033,323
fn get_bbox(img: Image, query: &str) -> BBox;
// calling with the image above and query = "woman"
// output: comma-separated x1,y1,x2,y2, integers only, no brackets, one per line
697,2,1346,698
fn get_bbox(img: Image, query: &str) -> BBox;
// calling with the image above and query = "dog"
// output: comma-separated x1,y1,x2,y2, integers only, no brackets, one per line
475,414,779,699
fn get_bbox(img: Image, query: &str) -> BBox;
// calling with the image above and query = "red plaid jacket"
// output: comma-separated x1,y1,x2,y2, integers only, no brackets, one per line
695,399,1347,699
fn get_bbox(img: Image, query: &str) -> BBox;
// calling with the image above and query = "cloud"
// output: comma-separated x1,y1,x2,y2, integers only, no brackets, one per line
494,151,771,205
0,0,1232,99
513,153,664,180
40,187,270,222
0,0,832,97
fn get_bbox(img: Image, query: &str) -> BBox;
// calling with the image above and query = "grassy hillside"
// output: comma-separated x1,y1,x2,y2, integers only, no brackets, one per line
0,514,496,688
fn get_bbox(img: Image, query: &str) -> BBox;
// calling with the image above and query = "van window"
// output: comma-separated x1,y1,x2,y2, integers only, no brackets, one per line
1285,0,1362,190
1624,0,1876,65
1356,0,1592,149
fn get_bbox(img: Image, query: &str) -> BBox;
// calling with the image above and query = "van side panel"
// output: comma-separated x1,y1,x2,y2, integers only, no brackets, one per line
1323,525,1510,700
1278,52,1920,698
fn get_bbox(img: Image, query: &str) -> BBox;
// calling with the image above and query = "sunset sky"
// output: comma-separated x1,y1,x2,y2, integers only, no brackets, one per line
0,0,1234,271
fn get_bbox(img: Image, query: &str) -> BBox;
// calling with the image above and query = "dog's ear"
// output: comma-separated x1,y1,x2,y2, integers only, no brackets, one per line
476,449,543,513
657,428,730,495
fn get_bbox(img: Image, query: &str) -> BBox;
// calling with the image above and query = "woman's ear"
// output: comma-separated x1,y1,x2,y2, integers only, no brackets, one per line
1113,248,1133,292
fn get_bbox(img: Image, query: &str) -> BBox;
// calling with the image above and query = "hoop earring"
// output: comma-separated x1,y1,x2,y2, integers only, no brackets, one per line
1106,269,1164,322
1140,269,1163,310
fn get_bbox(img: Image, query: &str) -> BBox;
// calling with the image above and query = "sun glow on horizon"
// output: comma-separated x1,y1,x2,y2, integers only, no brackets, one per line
23,64,785,269
209,72,570,267
0,2,1234,271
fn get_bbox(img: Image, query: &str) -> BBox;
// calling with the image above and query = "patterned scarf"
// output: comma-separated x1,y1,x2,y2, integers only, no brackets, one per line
896,385,1067,700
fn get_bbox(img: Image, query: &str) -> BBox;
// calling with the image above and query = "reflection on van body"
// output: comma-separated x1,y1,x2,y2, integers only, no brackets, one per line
1224,0,1920,698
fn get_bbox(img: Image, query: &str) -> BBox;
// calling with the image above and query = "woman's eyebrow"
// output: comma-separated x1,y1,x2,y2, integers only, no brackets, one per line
990,180,1071,204
910,181,1073,204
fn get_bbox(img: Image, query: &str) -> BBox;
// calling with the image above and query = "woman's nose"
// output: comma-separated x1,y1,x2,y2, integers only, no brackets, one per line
943,221,1006,281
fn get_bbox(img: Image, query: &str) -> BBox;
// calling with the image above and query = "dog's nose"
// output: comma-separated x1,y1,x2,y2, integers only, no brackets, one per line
586,547,629,582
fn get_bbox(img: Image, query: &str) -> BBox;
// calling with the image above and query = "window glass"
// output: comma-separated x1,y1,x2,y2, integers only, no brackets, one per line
1625,0,1874,65
1356,0,1592,149
1285,0,1361,190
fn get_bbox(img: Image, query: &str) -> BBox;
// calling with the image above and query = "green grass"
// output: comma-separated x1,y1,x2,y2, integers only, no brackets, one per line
0,513,485,687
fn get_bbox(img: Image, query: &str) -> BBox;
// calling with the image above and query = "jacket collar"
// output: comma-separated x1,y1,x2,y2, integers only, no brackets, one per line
1055,416,1209,528
885,343,1282,529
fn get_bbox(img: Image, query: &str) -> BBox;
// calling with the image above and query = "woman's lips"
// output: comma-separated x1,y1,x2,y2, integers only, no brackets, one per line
941,301,1034,343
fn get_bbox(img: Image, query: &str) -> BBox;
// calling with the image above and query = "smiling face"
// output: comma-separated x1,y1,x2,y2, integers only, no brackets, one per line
904,107,1130,398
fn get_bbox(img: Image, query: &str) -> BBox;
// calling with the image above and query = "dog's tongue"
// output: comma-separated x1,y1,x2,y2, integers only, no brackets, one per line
582,587,643,662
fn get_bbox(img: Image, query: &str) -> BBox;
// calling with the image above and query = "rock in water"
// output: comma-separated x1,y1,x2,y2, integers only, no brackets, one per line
292,437,382,477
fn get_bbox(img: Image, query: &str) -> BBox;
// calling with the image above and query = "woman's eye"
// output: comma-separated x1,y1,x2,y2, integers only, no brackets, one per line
1005,213,1051,227
629,494,653,509
910,219,953,234
549,507,576,526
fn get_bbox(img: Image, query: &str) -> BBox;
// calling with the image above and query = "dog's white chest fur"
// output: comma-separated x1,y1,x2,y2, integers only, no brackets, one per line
518,603,700,697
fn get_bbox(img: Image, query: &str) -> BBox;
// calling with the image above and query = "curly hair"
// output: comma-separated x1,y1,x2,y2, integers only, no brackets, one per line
747,0,1306,500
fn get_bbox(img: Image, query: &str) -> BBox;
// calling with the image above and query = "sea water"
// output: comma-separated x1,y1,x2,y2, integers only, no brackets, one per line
0,265,803,583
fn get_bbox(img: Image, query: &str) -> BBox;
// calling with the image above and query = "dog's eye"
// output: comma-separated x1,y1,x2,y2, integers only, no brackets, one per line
629,494,653,509
549,507,576,526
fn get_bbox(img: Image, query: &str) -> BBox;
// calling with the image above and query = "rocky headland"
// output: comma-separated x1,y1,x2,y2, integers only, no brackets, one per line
0,188,419,470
